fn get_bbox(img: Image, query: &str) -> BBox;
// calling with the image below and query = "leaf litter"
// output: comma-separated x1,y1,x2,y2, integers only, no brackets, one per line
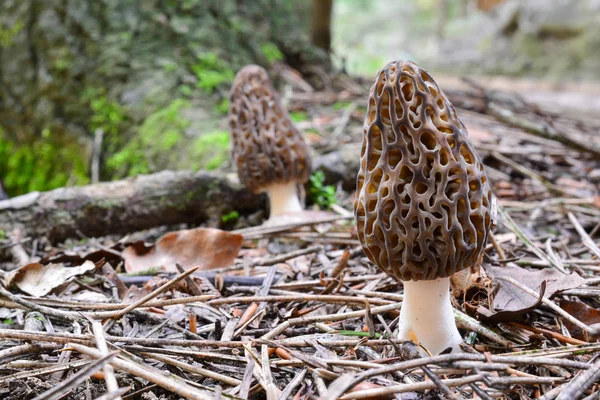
0,76,599,399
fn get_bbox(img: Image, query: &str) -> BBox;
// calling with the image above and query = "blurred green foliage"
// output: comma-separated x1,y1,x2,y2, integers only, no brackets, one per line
190,130,231,171
308,171,337,209
221,210,239,223
0,127,89,196
0,20,23,48
107,99,190,178
261,42,284,64
290,111,308,123
192,53,235,94
333,101,352,111
84,87,127,156
0,0,326,196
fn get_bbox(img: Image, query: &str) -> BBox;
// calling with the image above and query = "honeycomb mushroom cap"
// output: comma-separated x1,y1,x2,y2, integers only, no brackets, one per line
229,65,311,194
355,60,493,281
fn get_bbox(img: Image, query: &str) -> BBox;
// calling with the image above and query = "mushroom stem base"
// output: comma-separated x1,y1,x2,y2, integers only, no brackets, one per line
398,277,463,355
265,182,303,219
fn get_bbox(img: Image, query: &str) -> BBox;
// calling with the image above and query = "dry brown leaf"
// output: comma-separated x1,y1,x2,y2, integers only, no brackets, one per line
478,264,585,322
122,227,243,273
99,262,128,300
560,300,600,340
450,267,493,300
478,282,546,323
6,261,96,297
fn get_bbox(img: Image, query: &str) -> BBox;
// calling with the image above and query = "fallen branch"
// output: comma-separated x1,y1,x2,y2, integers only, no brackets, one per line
0,146,361,243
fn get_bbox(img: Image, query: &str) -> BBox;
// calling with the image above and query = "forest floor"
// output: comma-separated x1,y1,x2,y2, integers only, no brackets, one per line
0,71,599,399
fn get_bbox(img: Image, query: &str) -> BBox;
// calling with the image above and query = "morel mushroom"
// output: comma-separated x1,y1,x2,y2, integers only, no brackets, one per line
229,65,311,222
355,60,493,355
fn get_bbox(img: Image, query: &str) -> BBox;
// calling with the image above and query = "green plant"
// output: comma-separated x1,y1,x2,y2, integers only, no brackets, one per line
261,42,284,64
290,111,308,123
0,20,23,48
83,87,127,170
333,101,352,111
84,88,126,139
221,210,239,223
191,52,235,94
308,170,336,209
216,98,230,115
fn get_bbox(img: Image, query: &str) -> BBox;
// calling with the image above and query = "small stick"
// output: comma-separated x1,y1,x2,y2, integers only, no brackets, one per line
568,212,600,259
492,151,573,197
277,368,307,400
114,266,200,318
0,343,59,361
499,208,566,273
93,387,131,400
68,343,212,400
252,266,278,328
31,352,119,400
91,321,121,400
261,303,402,340
488,231,506,260
331,102,358,138
208,294,391,306
142,352,241,386
0,360,90,383
555,356,600,400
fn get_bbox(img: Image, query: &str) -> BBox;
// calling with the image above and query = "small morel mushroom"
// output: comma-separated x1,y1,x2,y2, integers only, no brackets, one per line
229,65,311,222
354,60,493,355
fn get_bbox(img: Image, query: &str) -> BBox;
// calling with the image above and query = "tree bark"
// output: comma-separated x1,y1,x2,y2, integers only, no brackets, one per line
311,0,333,53
0,145,361,243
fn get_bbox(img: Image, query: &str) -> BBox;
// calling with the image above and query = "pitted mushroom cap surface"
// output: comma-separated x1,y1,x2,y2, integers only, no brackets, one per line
229,65,311,194
354,60,493,281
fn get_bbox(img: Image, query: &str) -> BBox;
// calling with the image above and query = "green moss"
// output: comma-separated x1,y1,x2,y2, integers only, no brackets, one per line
106,99,190,177
0,126,89,196
192,52,235,94
190,130,230,170
179,84,193,97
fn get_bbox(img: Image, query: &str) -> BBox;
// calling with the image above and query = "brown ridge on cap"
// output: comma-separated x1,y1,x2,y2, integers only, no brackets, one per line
228,65,311,194
354,60,493,281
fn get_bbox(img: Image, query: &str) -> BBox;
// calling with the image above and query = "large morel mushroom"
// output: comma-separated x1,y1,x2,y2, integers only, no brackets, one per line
355,60,493,354
229,65,311,223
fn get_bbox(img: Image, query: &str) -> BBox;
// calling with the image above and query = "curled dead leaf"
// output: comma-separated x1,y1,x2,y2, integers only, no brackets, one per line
122,227,243,273
477,264,586,322
6,261,96,297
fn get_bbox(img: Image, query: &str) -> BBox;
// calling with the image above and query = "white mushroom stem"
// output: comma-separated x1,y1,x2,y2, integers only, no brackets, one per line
398,277,463,355
265,182,303,218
